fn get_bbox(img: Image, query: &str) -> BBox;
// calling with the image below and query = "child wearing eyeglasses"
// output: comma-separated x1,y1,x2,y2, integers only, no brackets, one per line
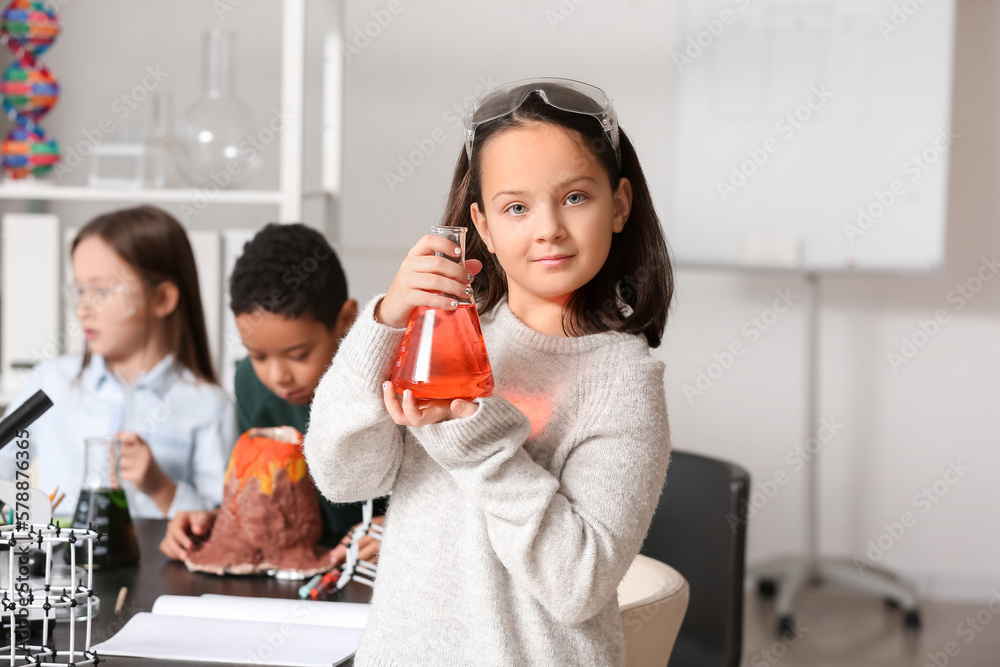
0,206,234,520
304,78,674,666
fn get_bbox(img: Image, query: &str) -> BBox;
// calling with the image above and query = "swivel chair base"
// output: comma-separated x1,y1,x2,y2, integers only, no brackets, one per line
751,556,922,637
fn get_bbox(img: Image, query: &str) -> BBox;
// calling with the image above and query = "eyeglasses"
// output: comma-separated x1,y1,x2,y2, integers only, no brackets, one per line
63,283,130,310
464,77,620,165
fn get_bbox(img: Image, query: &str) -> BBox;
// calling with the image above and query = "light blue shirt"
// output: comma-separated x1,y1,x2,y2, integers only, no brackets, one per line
0,354,235,519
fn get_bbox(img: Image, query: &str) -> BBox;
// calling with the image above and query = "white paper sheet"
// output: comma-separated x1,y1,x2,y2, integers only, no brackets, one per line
153,594,370,629
93,595,370,666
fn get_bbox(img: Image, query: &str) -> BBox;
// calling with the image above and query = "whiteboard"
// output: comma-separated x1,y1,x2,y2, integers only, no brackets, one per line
668,0,956,272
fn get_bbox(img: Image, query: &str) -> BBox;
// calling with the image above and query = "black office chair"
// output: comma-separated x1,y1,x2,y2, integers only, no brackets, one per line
640,450,750,667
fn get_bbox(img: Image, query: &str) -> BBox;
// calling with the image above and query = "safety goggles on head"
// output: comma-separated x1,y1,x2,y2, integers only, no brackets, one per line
464,77,620,165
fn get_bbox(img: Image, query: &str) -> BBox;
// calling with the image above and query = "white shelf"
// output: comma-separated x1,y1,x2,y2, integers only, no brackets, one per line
0,0,323,223
0,183,287,205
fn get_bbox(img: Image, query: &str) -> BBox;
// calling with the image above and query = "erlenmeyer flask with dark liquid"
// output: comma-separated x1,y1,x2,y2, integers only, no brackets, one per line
391,226,494,401
67,437,140,568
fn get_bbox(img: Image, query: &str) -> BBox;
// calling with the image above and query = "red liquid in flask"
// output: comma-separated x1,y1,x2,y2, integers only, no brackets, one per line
391,303,494,401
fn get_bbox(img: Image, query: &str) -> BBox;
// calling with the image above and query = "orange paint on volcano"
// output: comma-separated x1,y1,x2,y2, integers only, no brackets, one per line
224,427,308,497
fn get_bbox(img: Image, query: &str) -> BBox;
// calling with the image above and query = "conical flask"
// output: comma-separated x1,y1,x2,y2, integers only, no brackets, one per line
68,437,140,568
390,226,494,401
174,30,261,187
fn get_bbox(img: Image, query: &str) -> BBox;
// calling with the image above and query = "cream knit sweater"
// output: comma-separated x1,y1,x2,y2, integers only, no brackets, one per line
303,296,671,666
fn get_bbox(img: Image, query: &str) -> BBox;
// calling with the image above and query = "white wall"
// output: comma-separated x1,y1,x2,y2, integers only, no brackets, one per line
337,0,999,602
5,0,995,601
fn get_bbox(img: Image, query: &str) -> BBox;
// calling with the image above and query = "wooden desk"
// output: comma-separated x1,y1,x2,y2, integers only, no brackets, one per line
70,518,369,666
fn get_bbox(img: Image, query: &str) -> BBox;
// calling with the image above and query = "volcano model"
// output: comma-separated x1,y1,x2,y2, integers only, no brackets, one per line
184,426,333,577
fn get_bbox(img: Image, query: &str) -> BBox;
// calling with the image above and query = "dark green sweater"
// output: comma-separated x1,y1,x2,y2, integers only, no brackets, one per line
234,357,386,546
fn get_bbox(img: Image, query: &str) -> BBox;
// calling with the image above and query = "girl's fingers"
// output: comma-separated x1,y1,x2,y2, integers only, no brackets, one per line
400,390,452,426
383,381,456,426
119,435,148,452
117,431,146,449
407,273,474,305
399,390,422,424
382,238,474,327
409,233,465,260
450,399,478,420
382,382,408,425
402,286,464,312
401,259,472,299
408,254,473,283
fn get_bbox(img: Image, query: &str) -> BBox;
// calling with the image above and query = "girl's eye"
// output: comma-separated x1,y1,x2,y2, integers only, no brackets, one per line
565,192,586,205
505,203,527,216
289,351,310,362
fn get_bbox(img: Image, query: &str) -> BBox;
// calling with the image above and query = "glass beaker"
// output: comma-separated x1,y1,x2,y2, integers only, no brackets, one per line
390,226,494,401
143,90,174,188
67,438,140,568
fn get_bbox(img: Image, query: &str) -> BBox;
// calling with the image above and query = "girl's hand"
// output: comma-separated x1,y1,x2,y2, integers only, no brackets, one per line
381,382,478,427
328,515,386,568
118,431,177,514
376,233,483,329
118,431,166,492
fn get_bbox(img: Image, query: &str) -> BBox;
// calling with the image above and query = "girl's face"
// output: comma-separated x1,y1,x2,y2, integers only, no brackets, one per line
470,122,631,314
71,236,169,363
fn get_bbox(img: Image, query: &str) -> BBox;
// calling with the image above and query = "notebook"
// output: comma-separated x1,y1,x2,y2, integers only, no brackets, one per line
92,594,369,666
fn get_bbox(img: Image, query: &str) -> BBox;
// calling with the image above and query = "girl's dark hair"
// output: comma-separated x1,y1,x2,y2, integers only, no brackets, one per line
72,205,218,383
441,92,674,347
